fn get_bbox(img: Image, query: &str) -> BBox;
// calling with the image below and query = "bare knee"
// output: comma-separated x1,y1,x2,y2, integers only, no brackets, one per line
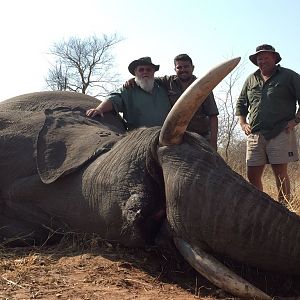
247,165,265,191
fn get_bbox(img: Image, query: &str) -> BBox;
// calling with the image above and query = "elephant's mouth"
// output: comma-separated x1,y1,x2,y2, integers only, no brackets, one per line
141,209,166,245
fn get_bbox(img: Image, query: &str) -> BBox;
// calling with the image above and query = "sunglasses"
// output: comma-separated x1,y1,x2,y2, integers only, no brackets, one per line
136,66,154,73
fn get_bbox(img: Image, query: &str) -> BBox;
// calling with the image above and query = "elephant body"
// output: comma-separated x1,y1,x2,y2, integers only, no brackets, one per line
0,73,299,298
0,91,168,247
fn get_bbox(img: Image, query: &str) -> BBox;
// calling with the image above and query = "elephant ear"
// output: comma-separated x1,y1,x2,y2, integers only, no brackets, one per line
37,107,123,184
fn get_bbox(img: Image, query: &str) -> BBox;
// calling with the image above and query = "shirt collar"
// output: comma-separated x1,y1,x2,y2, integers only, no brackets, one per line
254,64,282,76
174,74,197,83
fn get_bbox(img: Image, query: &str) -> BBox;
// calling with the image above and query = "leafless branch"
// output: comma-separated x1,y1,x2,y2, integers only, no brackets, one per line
45,34,123,97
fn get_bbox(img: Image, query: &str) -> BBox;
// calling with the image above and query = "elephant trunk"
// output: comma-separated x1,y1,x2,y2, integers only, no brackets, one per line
162,145,300,275
159,145,300,298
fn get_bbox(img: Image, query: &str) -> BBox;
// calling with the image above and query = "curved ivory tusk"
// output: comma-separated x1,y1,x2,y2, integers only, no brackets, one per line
173,237,272,299
159,57,241,146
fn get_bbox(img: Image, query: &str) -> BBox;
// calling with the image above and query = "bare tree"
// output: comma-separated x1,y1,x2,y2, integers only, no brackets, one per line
46,63,69,91
216,58,247,163
45,34,123,97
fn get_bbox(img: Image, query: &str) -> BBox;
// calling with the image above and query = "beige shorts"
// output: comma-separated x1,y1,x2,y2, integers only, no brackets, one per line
246,130,299,166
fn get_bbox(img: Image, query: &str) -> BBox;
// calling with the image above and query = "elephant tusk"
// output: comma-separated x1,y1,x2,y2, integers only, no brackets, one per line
173,237,273,300
159,57,241,146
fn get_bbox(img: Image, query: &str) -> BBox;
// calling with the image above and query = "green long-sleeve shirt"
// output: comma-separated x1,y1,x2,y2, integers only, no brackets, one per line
236,66,300,140
108,83,171,130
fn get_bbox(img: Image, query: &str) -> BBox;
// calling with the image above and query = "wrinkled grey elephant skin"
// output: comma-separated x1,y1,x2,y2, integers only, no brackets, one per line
0,91,300,297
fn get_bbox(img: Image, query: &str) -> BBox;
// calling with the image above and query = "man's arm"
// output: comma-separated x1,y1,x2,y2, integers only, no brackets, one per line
296,108,300,122
86,99,113,118
236,80,251,135
123,78,136,88
201,93,219,149
155,76,168,87
286,108,300,131
238,115,251,135
209,115,218,150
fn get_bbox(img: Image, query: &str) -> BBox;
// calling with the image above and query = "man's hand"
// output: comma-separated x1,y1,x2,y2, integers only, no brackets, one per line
123,78,136,89
285,119,299,133
86,100,113,118
86,108,103,118
241,123,251,135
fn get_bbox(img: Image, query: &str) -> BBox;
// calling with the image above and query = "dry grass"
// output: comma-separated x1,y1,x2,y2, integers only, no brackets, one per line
263,163,300,214
254,163,300,214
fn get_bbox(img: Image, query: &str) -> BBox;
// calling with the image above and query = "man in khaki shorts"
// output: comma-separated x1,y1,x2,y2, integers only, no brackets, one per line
236,44,300,204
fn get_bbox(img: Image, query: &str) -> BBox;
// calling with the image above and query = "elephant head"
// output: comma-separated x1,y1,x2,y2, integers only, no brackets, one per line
1,58,299,299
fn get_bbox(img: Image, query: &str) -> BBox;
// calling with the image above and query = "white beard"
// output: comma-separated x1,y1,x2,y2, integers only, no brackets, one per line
135,76,154,93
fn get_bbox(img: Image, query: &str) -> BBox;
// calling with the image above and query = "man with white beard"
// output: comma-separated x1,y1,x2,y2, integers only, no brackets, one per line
123,54,219,149
86,57,171,130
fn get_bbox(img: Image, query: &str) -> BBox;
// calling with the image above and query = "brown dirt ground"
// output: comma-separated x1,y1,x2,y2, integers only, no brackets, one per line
1,234,300,300
0,236,219,300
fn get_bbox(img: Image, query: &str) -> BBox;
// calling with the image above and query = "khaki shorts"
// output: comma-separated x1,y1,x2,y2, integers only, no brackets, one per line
246,130,299,166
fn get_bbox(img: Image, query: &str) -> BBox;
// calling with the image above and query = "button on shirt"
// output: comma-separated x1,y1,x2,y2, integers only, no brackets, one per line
236,66,300,140
108,83,171,130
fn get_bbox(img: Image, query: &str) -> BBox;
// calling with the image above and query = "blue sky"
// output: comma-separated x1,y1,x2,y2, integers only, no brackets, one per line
1,0,300,101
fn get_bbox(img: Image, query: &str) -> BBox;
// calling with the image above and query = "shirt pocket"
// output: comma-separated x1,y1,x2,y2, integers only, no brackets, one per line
267,81,282,98
247,83,261,104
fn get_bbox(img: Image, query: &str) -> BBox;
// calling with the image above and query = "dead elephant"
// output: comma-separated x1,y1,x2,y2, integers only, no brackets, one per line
0,58,299,299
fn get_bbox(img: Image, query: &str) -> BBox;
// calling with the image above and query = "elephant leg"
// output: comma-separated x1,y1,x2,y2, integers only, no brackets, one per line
1,175,65,245
0,207,61,246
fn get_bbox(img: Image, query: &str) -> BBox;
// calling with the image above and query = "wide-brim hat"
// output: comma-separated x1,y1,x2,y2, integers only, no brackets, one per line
249,44,281,65
128,57,160,75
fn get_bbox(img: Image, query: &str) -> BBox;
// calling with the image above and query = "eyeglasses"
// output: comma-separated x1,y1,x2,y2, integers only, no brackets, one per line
136,66,154,73
256,44,275,52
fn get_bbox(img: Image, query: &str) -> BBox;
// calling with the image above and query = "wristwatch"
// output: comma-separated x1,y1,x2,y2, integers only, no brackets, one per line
295,116,300,124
